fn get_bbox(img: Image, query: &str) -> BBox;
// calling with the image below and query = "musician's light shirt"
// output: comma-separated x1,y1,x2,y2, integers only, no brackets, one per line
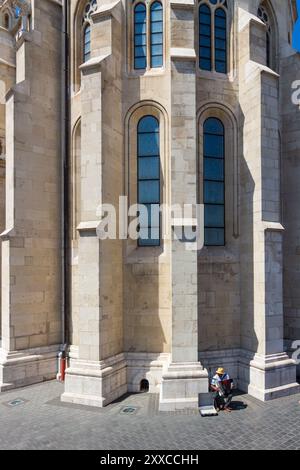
211,373,230,388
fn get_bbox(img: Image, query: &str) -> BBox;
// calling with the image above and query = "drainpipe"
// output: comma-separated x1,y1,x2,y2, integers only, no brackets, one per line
61,0,70,353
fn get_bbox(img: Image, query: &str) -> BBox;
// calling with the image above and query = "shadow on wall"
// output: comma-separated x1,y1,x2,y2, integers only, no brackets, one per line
198,103,259,388
238,107,258,389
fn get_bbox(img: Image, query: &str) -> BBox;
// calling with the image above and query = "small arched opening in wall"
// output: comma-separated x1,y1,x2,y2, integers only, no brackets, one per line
140,379,150,392
1,10,11,30
4,13,9,29
257,0,279,72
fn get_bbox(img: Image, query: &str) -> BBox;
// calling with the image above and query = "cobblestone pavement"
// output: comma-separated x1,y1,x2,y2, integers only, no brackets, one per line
0,380,299,450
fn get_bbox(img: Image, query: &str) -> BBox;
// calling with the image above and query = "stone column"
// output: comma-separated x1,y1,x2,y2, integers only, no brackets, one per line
159,0,208,411
0,0,63,391
0,23,15,344
238,9,299,400
62,3,126,407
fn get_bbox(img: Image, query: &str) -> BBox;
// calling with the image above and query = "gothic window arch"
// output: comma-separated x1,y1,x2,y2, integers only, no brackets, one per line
137,115,161,246
198,104,239,248
132,0,164,72
81,0,97,62
199,0,228,74
257,2,277,70
203,117,225,246
134,3,147,69
74,0,98,92
199,4,212,71
125,102,169,255
150,1,163,68
83,23,91,62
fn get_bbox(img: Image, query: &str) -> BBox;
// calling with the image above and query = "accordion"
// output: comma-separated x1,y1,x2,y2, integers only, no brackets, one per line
219,379,233,395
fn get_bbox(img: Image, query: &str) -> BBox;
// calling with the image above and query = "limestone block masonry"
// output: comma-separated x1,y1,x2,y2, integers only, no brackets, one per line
0,0,300,407
0,0,62,391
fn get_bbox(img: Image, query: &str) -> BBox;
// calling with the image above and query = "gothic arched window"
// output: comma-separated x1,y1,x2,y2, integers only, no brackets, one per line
133,1,164,71
83,0,97,20
199,4,212,71
83,23,91,62
137,116,160,246
134,3,147,69
203,117,225,246
81,0,97,63
215,7,227,73
199,0,228,74
257,4,274,69
150,1,163,68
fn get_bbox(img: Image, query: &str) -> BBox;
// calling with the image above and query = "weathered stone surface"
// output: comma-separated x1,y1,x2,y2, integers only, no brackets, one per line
0,0,299,406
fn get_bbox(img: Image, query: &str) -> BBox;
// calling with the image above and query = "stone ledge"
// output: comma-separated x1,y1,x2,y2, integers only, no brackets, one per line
247,382,300,402
0,227,15,241
245,60,280,82
249,352,297,371
170,48,196,61
0,345,60,392
80,53,111,72
238,11,265,34
263,222,285,232
239,351,300,401
159,397,199,412
91,0,121,22
76,220,99,236
15,31,32,51
170,0,195,9
62,353,127,408
159,362,209,411
60,392,106,408
0,57,15,68
171,218,197,227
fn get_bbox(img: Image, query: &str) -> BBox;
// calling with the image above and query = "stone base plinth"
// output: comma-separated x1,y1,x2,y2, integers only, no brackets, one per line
239,352,300,401
126,352,170,393
61,353,127,408
159,362,209,411
0,345,60,392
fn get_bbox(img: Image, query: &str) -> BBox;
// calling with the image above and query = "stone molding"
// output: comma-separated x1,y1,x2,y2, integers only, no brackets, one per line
0,345,60,392
159,362,209,411
0,57,15,68
170,47,196,61
79,53,111,72
91,0,120,22
61,353,127,407
170,0,195,9
76,220,99,235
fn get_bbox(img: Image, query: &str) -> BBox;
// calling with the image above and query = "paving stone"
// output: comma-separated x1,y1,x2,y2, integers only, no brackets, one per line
0,381,299,450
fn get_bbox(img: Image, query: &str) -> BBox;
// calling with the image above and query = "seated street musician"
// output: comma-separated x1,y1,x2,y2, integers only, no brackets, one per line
210,367,234,413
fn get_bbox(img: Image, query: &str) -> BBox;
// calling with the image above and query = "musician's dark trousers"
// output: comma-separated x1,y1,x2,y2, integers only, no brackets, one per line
214,392,233,410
